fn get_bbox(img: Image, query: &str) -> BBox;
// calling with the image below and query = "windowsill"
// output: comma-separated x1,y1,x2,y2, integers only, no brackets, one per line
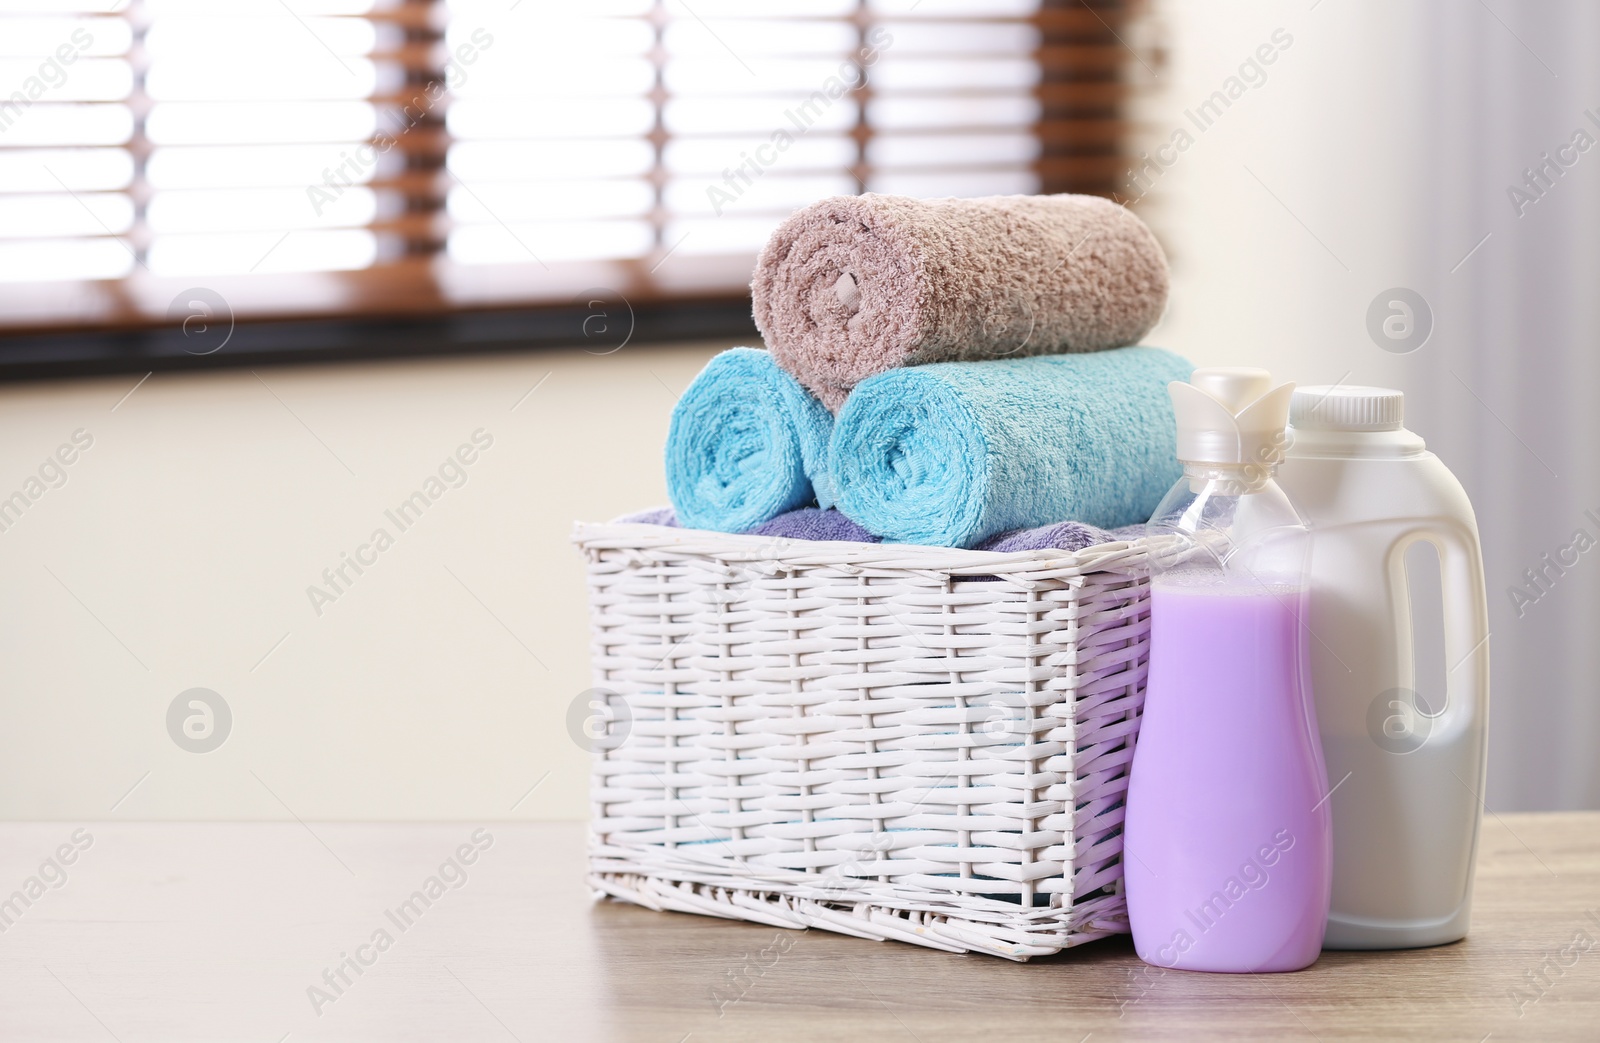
0,252,756,336
0,252,760,379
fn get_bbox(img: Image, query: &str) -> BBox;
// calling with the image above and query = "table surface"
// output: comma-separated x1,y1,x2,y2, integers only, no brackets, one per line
0,813,1595,1042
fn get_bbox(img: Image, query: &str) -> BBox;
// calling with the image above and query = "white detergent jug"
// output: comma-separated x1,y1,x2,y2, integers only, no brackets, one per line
1277,386,1490,950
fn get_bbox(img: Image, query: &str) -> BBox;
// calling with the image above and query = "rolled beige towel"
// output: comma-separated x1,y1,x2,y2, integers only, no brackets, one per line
751,193,1169,411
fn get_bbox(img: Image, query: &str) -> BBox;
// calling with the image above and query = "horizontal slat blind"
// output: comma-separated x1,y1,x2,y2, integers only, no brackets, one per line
0,0,1146,333
0,0,136,283
444,0,656,266
142,0,394,275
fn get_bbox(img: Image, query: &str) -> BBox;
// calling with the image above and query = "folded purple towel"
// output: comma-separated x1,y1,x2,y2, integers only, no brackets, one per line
746,507,881,544
976,520,1117,554
614,506,678,525
612,505,1138,554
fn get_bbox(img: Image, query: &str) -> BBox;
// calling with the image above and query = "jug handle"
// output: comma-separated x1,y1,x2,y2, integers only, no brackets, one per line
1385,521,1490,745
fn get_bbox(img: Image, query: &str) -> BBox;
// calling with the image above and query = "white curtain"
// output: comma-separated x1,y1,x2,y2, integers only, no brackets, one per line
1411,1,1600,810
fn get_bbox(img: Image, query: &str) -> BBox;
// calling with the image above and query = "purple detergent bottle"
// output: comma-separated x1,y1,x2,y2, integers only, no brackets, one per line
1124,367,1333,973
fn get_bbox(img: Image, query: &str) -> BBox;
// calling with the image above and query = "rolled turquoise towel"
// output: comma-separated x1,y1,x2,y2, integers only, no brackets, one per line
666,347,836,532
830,346,1193,547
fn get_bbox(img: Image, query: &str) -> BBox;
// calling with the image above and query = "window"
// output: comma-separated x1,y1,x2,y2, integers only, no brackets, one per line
0,0,1147,342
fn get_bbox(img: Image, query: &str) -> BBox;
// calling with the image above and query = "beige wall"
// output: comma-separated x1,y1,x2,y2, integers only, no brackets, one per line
0,342,727,819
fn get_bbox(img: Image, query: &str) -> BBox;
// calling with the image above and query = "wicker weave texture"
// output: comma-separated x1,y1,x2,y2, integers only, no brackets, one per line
575,523,1152,961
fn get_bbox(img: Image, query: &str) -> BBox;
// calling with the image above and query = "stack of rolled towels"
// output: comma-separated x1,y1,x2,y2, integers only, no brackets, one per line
659,192,1192,551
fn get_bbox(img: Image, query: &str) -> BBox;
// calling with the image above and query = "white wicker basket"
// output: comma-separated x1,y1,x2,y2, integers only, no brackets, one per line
574,521,1153,961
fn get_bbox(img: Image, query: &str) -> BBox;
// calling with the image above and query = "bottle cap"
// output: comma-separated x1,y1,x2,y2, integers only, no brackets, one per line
1169,367,1295,467
1290,385,1405,431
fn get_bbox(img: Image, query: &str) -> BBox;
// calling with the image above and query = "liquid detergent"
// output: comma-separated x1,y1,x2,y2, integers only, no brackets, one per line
1124,367,1333,973
1278,386,1490,950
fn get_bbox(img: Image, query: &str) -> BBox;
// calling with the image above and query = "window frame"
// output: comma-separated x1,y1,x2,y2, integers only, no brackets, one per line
0,0,1147,378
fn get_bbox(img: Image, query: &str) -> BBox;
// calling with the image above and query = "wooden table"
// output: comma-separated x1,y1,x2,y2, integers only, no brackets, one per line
0,814,1595,1041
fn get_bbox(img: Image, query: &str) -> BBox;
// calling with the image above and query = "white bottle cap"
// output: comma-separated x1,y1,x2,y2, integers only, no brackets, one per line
1290,386,1405,431
1170,367,1296,467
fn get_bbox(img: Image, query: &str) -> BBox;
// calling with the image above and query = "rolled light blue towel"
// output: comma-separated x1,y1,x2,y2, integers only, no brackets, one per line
831,346,1193,547
666,347,836,532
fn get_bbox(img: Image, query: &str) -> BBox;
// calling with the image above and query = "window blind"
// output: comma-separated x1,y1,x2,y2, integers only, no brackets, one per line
0,0,1147,334
0,0,136,284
